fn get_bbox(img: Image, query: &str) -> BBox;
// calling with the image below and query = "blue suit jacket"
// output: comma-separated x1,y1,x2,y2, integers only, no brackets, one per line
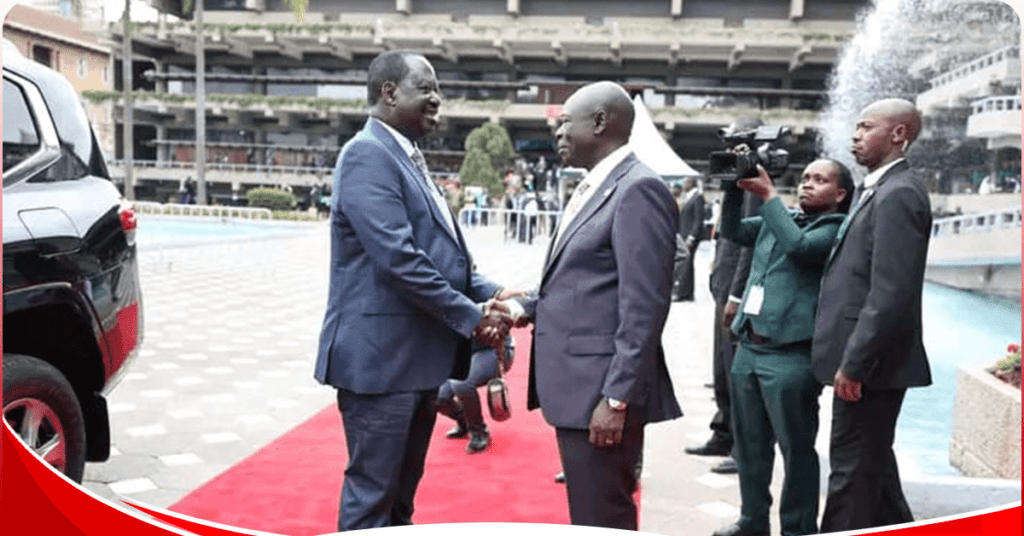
522,153,682,429
315,118,499,394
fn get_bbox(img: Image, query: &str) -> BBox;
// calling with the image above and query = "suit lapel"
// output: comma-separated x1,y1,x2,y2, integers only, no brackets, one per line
827,160,906,264
542,156,635,279
368,120,462,246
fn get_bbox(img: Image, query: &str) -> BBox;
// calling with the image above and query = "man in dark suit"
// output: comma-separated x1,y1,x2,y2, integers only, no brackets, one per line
686,184,761,474
514,82,681,530
315,50,509,531
673,176,706,301
813,98,932,532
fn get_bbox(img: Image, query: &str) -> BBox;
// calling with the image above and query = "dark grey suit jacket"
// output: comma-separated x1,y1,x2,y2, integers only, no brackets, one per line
678,190,706,246
812,160,932,389
522,153,682,429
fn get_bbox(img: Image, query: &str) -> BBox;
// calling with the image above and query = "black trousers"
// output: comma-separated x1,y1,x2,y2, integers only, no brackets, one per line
335,388,437,531
821,388,914,533
556,425,645,530
710,300,737,446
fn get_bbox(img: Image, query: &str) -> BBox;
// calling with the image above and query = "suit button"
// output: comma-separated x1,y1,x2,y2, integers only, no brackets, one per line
457,259,466,267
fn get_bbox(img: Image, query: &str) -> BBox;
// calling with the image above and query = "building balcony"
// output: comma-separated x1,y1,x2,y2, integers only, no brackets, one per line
916,46,1021,113
93,89,821,133
120,12,854,72
966,95,1022,149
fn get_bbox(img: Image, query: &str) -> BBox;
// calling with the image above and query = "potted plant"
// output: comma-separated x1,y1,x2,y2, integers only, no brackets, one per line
990,343,1021,389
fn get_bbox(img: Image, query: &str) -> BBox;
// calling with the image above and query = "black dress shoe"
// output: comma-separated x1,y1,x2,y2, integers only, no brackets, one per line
710,458,738,474
711,521,768,536
553,471,565,484
684,440,732,456
465,429,491,454
445,424,468,439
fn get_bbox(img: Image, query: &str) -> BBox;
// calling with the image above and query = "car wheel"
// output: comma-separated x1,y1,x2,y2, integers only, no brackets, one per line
3,353,87,483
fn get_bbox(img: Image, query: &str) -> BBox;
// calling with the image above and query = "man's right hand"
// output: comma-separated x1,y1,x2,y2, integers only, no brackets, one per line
723,300,739,328
487,296,532,328
474,305,512,348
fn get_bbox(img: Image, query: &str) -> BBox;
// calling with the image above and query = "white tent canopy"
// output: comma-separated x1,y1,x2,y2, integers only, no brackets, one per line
628,96,700,178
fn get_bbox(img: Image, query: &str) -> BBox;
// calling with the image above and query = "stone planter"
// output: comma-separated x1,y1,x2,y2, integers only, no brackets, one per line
949,365,1022,479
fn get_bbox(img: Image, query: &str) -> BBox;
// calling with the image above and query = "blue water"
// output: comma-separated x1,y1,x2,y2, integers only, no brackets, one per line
136,217,315,248
896,283,1021,476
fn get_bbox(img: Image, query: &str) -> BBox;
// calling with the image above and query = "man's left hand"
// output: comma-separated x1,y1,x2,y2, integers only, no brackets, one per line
589,400,626,448
833,370,863,402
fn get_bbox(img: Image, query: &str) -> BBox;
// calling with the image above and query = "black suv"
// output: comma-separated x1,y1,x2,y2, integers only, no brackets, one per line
3,41,143,482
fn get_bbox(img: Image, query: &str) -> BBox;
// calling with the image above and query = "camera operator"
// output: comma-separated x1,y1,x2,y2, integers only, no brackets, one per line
711,159,854,536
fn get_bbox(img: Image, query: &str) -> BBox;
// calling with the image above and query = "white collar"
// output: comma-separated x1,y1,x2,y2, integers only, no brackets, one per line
373,117,417,158
863,158,904,189
580,145,632,191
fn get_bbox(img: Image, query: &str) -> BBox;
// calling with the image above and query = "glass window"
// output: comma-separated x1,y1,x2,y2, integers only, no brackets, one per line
3,78,41,172
78,58,88,79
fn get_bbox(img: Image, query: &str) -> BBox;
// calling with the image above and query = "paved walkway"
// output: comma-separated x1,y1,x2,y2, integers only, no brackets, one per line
81,219,1015,535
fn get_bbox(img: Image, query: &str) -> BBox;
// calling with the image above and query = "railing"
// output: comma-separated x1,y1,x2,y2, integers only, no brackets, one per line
932,206,1022,237
108,159,332,176
457,207,564,243
929,45,1020,89
971,95,1022,114
133,201,274,220
107,159,460,183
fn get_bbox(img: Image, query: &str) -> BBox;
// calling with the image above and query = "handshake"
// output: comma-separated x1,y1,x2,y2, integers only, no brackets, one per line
473,290,531,349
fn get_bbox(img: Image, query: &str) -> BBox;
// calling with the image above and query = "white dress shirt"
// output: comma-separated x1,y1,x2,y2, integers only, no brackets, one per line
862,157,904,190
554,144,632,243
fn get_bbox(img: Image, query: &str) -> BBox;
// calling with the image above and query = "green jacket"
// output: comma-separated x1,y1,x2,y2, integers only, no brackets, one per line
720,187,845,345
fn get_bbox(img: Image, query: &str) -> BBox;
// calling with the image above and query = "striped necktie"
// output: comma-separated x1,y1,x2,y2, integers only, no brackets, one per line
411,147,456,233
558,182,590,231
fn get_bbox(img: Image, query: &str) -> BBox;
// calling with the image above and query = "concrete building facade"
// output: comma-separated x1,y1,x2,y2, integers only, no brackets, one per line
95,0,874,202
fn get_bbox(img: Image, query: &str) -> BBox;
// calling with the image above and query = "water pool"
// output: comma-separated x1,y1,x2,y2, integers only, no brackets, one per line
897,283,1021,476
136,217,319,248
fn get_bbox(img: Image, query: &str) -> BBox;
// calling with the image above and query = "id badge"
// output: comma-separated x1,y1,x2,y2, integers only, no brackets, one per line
743,285,765,316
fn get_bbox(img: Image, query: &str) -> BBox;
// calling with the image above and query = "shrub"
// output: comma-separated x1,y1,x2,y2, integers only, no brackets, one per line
247,187,297,211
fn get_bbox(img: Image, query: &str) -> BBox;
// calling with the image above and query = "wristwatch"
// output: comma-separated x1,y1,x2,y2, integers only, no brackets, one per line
607,398,627,411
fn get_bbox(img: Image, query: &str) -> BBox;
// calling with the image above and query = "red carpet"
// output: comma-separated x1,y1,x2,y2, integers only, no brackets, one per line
169,327,598,535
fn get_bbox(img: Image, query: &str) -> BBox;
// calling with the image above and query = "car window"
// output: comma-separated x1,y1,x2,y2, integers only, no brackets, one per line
3,77,41,172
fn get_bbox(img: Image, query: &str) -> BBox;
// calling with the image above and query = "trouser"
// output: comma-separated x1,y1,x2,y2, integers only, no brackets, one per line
710,300,737,446
335,388,437,531
672,241,696,300
556,425,645,530
730,343,821,536
437,344,513,433
820,388,913,532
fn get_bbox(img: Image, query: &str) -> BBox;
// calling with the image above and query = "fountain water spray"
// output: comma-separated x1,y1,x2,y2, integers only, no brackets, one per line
818,0,1020,179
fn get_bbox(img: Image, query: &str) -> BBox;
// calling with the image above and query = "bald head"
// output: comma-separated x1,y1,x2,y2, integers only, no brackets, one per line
554,82,635,169
863,98,922,145
852,98,922,171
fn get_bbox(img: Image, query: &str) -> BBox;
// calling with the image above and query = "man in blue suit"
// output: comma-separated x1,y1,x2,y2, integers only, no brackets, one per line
315,50,510,531
514,82,682,530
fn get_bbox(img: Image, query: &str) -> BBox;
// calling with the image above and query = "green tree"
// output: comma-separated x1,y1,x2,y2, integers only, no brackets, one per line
465,122,514,177
246,187,298,211
458,147,502,197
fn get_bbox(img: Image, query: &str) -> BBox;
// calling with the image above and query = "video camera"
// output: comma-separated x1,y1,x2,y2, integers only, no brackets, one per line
708,124,791,181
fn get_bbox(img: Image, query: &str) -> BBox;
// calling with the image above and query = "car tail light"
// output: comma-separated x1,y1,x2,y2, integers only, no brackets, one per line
119,205,137,245
119,206,137,231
